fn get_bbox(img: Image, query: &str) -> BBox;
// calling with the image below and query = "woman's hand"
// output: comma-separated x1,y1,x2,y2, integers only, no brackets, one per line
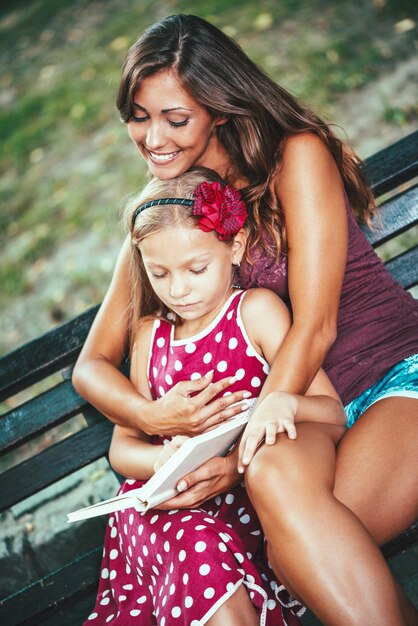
238,392,298,473
153,436,190,472
157,447,241,510
147,370,252,437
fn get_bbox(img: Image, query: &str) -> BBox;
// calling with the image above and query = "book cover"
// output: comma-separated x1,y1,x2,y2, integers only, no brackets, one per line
67,402,254,523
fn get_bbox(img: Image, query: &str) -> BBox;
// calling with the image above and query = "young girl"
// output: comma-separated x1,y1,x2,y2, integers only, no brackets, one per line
74,14,418,624
85,169,346,626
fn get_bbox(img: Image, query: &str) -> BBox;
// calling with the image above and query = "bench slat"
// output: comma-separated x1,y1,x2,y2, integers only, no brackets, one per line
362,184,418,247
0,380,88,453
0,421,113,512
385,245,418,290
0,305,99,402
0,547,101,624
363,130,418,197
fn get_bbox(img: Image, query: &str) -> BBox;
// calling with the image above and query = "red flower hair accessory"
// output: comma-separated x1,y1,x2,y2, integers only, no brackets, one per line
192,181,248,241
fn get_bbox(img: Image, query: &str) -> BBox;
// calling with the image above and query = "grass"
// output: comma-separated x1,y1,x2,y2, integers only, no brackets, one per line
0,0,417,352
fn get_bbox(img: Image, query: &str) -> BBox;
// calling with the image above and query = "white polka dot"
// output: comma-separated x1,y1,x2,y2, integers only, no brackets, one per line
150,532,156,544
129,513,134,525
150,515,159,524
128,546,133,558
225,493,235,504
215,496,222,506
165,373,173,385
247,575,255,584
138,524,144,535
102,590,110,597
87,613,98,620
217,360,227,372
174,359,183,371
195,541,206,552
240,514,251,524
235,368,245,380
109,570,117,580
228,337,238,349
152,565,159,575
199,564,210,576
106,614,115,622
119,595,127,602
222,562,231,570
218,542,227,552
123,584,133,590
195,524,206,530
137,555,143,567
169,562,174,574
143,545,148,556
204,587,215,599
246,346,255,357
164,540,170,552
162,596,167,607
161,354,167,366
181,515,192,522
101,568,109,579
171,606,181,618
267,599,277,610
179,550,187,562
226,582,235,592
227,310,234,320
191,372,202,380
219,532,231,543
109,549,118,560
157,553,163,564
263,363,269,374
156,337,165,348
163,522,172,532
126,564,131,574
161,618,166,626
153,366,158,378
204,517,215,524
130,609,141,617
176,529,184,540
110,526,117,538
170,583,176,595
100,597,110,606
215,331,223,342
251,376,262,387
235,552,244,563
123,524,128,535
137,595,147,604
158,385,165,396
183,573,189,585
246,552,252,559
185,342,196,353
203,352,213,364
132,536,136,547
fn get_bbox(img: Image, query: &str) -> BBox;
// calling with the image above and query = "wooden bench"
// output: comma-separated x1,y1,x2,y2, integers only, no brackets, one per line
0,130,417,625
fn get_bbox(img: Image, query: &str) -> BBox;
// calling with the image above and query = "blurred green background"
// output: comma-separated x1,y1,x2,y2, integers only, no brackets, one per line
1,0,417,356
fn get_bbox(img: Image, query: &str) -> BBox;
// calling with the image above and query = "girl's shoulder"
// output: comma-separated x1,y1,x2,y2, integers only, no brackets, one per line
241,288,288,319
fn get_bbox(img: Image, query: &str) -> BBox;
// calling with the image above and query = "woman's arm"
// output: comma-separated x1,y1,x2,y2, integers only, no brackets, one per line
73,236,249,435
258,132,348,399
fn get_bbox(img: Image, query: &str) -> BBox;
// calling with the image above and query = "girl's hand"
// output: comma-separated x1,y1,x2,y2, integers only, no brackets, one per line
237,391,298,473
153,436,190,472
149,370,252,436
157,448,241,510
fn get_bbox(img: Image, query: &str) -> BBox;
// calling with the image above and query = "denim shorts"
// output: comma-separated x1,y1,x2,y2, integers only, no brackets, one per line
344,354,418,428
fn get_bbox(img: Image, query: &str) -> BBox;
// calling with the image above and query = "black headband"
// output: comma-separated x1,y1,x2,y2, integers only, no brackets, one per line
131,197,194,227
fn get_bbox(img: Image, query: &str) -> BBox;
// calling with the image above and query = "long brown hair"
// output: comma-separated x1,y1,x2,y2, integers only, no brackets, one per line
125,168,240,344
117,13,376,255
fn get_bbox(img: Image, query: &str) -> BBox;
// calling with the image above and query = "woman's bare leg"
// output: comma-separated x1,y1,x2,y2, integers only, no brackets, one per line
206,584,259,626
334,397,418,624
245,422,406,626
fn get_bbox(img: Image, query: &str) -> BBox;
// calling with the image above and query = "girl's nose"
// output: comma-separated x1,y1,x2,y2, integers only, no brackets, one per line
169,275,191,299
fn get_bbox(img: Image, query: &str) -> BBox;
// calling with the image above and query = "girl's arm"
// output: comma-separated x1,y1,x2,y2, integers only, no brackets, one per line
238,287,346,469
72,236,249,435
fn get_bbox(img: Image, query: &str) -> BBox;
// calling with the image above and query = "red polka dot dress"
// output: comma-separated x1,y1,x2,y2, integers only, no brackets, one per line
84,291,304,625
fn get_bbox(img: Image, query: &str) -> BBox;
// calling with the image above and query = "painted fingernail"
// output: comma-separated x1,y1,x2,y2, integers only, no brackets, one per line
243,391,252,398
204,370,214,378
229,377,236,384
241,403,250,411
177,480,187,492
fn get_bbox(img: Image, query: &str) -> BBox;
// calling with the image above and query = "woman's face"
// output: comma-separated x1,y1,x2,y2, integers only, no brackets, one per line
127,71,228,179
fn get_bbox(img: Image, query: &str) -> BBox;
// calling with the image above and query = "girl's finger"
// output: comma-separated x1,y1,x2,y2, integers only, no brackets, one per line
265,422,277,445
238,433,260,473
283,421,297,439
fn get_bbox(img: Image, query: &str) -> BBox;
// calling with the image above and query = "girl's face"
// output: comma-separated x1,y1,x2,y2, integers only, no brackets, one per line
127,71,229,180
139,225,245,335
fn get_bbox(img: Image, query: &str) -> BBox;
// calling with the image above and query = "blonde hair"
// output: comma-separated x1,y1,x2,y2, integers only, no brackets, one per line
125,168,239,344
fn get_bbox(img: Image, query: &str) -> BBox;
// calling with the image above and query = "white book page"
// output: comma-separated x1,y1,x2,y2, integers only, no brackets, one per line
67,402,255,523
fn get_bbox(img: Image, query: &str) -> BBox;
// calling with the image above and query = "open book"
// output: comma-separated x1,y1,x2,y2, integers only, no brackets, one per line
67,401,255,523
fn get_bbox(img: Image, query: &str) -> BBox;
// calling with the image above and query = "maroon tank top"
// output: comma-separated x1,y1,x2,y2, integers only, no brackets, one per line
239,204,418,405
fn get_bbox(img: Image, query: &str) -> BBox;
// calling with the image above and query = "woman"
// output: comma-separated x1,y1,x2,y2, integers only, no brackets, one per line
73,14,418,625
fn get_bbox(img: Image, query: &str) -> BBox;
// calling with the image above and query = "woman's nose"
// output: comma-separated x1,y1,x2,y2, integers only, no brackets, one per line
145,122,166,151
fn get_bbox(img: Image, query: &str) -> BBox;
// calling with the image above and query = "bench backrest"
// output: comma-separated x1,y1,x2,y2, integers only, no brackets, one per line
0,130,417,624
